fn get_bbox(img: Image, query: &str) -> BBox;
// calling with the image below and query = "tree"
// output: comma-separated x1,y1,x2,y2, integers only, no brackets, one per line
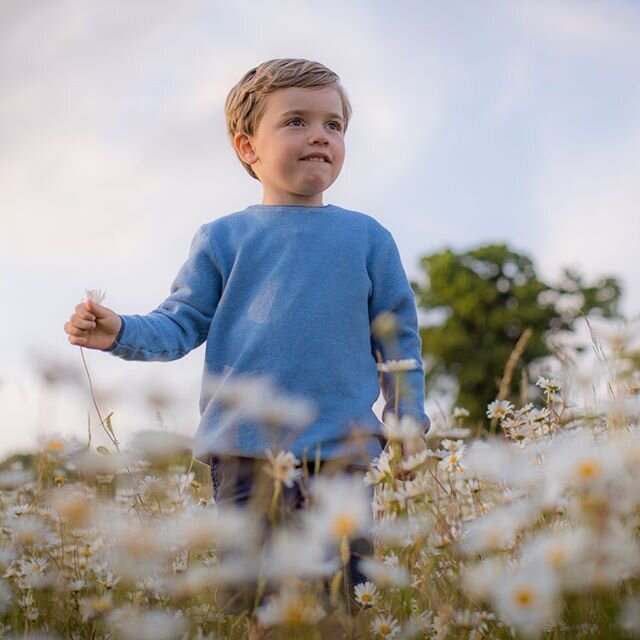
413,244,622,421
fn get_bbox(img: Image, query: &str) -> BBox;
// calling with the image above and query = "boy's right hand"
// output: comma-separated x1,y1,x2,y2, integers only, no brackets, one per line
64,300,122,351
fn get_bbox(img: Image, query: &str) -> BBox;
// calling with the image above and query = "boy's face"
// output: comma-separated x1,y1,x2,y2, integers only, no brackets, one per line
235,86,346,206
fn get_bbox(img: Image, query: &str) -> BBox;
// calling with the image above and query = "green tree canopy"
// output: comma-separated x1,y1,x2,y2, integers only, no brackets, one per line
413,244,622,421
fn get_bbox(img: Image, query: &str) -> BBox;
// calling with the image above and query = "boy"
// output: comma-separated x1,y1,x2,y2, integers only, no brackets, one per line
64,57,429,619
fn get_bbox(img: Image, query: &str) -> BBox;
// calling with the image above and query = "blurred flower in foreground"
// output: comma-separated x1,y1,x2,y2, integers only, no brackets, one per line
167,507,260,552
459,501,536,555
305,474,372,544
107,608,186,640
49,487,94,529
256,585,326,627
453,407,470,419
377,359,419,373
128,430,193,465
205,374,317,429
358,557,410,588
0,469,33,491
264,449,301,488
492,565,560,639
263,530,339,581
371,311,399,340
619,596,640,634
381,414,424,447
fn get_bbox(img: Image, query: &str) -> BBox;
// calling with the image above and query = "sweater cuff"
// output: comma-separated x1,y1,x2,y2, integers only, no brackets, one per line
104,317,126,352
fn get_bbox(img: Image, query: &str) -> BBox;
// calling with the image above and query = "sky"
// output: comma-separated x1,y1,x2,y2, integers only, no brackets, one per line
1,0,639,459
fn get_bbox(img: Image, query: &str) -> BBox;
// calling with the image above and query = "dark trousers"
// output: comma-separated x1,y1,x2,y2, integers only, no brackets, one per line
209,454,373,612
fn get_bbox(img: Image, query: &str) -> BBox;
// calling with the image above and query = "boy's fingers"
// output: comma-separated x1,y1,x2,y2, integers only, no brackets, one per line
70,314,96,330
65,323,87,338
68,334,87,346
84,299,111,319
75,302,96,321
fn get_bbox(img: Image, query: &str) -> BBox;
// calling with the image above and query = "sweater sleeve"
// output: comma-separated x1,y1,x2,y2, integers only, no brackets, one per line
368,228,430,432
107,225,222,361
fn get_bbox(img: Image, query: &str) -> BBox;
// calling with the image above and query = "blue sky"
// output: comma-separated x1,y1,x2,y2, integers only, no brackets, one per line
1,0,639,457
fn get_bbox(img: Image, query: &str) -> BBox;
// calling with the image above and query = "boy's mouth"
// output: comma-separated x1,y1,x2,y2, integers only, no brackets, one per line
300,153,331,163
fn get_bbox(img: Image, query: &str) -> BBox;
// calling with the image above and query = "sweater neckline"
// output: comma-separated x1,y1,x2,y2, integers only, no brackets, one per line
245,204,335,213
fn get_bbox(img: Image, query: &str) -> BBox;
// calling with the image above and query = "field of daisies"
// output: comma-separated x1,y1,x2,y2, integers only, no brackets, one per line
1,315,639,640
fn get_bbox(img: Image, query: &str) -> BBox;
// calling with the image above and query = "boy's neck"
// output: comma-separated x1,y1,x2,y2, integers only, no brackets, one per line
261,192,325,207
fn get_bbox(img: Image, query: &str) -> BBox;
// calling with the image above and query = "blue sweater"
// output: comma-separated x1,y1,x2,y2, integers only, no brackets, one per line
108,204,429,464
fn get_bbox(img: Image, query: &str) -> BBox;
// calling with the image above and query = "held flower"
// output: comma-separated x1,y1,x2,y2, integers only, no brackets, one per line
85,289,106,304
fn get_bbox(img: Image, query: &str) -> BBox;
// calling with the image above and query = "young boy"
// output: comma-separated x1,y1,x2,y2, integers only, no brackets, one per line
64,57,429,617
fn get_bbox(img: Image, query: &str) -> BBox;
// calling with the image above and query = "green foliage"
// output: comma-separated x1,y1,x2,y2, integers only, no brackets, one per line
413,244,622,421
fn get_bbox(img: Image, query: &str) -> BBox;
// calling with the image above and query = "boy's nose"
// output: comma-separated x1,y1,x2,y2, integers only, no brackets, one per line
307,125,329,144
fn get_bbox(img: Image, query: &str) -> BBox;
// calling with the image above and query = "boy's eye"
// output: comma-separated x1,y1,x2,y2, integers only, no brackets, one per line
287,118,304,126
327,121,342,131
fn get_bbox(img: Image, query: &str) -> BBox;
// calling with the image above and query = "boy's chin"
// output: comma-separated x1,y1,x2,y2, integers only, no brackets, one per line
298,176,336,194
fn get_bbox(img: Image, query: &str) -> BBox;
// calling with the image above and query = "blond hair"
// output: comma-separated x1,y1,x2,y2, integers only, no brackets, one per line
225,58,352,179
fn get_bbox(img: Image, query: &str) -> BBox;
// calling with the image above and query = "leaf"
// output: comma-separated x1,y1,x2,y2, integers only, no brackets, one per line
96,446,111,456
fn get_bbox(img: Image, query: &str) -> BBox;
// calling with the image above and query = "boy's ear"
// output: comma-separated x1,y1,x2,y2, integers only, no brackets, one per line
233,132,258,166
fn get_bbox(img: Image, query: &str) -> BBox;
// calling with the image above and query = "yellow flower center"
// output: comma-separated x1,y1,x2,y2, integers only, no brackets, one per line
331,513,357,538
361,593,373,603
547,547,566,568
46,439,65,452
514,588,534,607
576,459,602,480
379,624,391,635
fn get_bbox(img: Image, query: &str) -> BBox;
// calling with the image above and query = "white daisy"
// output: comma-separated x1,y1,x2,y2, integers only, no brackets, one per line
486,400,515,420
536,377,562,395
354,581,379,607
138,475,167,501
371,613,401,637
